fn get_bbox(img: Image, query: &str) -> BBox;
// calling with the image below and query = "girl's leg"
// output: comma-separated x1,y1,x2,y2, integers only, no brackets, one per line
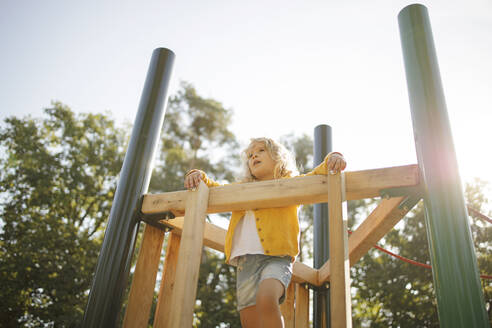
239,305,259,328
256,278,285,328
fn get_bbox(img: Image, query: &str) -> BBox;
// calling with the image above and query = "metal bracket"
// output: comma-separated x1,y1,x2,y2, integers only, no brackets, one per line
398,193,422,212
138,211,176,233
139,210,176,221
380,185,423,199
380,185,423,211
136,195,176,232
140,216,174,232
302,282,330,292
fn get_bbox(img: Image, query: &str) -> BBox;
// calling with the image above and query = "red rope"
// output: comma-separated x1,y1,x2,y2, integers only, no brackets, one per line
372,244,432,269
467,205,492,225
347,230,492,280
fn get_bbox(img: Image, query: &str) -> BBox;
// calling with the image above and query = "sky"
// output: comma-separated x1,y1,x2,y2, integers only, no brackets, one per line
1,0,491,205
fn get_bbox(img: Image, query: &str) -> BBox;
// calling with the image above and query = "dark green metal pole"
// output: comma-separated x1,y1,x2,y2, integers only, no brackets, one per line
398,5,488,327
82,48,175,327
313,124,332,328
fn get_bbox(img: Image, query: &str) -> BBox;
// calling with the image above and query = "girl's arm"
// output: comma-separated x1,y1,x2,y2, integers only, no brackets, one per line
184,169,221,189
302,152,346,176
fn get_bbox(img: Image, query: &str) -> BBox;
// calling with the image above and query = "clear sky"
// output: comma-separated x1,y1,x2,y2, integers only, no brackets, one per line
1,1,491,201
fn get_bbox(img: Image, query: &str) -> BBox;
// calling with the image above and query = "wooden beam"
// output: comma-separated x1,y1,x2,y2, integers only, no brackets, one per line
154,232,181,328
327,173,352,328
292,261,319,286
142,165,419,215
348,196,410,265
280,282,295,328
318,196,411,284
345,165,418,200
160,217,320,286
169,182,210,328
123,225,165,328
160,217,225,252
295,283,310,328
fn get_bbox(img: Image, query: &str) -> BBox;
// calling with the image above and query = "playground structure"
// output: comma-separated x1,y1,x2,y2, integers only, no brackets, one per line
82,4,489,328
123,165,420,327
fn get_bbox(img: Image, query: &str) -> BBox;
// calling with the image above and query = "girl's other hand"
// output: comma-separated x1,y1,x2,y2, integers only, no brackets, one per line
327,153,346,174
184,170,203,190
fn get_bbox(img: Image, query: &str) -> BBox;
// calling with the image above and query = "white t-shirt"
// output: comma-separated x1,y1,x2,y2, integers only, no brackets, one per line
229,210,264,265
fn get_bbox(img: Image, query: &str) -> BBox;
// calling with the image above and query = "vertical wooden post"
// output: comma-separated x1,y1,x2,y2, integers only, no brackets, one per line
169,181,210,328
154,232,181,328
328,173,352,328
122,224,165,328
295,283,310,328
280,282,296,328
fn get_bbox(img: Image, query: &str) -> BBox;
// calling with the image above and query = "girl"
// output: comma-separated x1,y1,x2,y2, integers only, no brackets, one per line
184,137,346,328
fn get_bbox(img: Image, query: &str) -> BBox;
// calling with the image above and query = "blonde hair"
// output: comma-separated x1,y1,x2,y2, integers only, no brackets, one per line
239,138,299,182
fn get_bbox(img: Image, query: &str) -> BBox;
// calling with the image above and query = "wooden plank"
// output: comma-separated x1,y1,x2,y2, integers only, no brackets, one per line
345,165,418,200
142,165,419,215
318,196,409,284
123,225,165,328
154,232,181,328
161,218,320,286
292,261,318,286
348,196,408,265
168,182,210,328
161,217,225,252
328,173,352,328
295,283,310,328
280,282,295,328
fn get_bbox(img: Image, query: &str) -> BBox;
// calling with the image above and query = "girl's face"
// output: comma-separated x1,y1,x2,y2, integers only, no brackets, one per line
247,142,276,181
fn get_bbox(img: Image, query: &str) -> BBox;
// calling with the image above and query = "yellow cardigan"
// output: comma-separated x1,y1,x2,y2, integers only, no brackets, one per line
196,153,338,264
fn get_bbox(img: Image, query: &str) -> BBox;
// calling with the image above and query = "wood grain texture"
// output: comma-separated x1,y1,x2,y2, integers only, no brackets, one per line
295,283,310,328
142,165,419,215
123,225,165,328
154,232,181,328
168,182,209,328
280,282,295,328
328,173,352,328
318,196,409,284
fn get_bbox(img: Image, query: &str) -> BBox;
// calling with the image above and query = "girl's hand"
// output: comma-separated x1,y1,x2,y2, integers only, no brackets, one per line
184,170,203,190
326,153,346,174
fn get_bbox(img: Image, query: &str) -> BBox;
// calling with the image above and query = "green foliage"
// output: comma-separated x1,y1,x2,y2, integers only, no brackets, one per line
0,102,126,327
351,180,492,326
465,179,492,323
281,133,314,263
150,81,239,193
0,82,240,327
144,82,241,326
194,250,241,327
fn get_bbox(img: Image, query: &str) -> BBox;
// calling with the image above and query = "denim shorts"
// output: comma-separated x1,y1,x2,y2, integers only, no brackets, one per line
236,254,293,311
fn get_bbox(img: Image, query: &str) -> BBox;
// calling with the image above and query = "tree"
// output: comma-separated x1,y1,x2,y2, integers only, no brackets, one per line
351,179,492,326
149,81,239,193
0,82,241,327
465,179,492,323
142,81,241,327
0,102,126,327
281,133,314,263
194,250,241,327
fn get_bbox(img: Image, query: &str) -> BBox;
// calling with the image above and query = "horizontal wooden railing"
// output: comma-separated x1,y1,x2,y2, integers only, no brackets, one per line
142,164,419,216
